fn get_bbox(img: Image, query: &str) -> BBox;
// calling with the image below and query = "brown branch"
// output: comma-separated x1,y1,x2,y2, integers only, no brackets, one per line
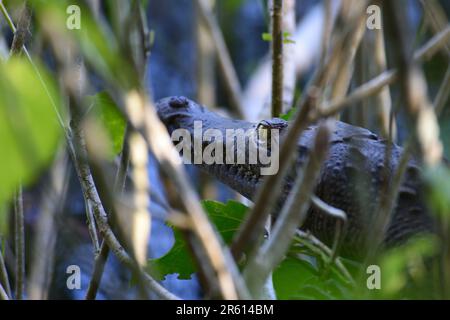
9,2,30,56
243,122,332,296
435,65,450,116
270,0,284,117
13,185,25,300
85,240,109,300
321,25,450,118
124,92,250,299
231,88,318,260
28,151,69,300
230,2,370,260
293,230,354,284
195,0,244,118
85,126,130,300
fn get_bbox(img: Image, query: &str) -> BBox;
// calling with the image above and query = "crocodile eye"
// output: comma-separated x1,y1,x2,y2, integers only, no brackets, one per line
256,118,287,144
256,120,271,143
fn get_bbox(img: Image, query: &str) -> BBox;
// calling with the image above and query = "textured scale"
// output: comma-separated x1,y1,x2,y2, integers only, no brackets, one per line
156,97,435,258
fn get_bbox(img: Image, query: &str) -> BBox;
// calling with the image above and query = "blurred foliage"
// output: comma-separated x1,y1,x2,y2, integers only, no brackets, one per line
32,0,137,90
424,164,450,218
368,235,440,299
149,200,247,280
87,92,126,159
0,58,62,234
273,257,352,299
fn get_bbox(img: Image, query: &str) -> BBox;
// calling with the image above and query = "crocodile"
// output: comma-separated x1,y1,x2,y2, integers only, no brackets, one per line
156,96,435,258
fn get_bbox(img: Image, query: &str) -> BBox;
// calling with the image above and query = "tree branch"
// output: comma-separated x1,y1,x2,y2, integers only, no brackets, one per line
243,122,332,296
270,0,284,117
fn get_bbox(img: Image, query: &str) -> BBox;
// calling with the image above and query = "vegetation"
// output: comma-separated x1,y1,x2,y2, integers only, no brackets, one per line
0,0,449,300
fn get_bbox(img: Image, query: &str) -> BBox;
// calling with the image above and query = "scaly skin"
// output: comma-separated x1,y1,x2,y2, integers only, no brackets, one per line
156,96,435,258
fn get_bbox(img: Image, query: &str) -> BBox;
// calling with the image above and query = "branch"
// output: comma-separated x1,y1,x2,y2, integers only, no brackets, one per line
28,151,69,300
270,0,283,117
230,2,370,259
9,2,30,56
293,230,354,284
14,185,25,300
85,126,130,300
231,88,318,260
0,241,12,299
311,195,347,263
85,240,109,300
0,282,9,300
195,0,244,118
321,25,450,118
435,65,450,116
243,122,332,296
124,91,250,299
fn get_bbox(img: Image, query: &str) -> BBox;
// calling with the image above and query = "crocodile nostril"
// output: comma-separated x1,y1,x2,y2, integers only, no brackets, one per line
169,96,189,109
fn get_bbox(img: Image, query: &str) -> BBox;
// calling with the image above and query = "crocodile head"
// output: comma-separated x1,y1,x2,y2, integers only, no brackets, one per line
156,96,289,199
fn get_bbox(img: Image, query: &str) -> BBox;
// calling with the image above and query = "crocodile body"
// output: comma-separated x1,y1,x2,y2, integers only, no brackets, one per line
156,96,435,257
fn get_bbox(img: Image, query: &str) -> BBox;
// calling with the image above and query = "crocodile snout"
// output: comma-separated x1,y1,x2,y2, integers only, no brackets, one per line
156,96,195,133
168,96,189,109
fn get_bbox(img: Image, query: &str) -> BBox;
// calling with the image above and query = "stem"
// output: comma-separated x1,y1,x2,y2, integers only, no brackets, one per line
14,186,25,300
85,241,109,300
0,241,12,299
196,0,244,118
270,0,283,117
244,122,331,296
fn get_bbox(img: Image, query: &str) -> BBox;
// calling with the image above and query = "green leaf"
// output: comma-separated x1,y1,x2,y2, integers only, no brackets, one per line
273,256,353,300
0,58,62,209
424,164,450,218
283,31,296,44
371,235,438,299
88,92,126,158
33,1,136,89
262,33,273,42
280,107,297,121
148,200,248,280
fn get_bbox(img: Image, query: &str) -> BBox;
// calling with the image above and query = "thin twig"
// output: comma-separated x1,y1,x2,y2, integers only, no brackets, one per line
231,87,318,260
321,26,450,118
0,282,9,300
231,3,369,259
195,0,216,107
14,185,25,300
68,127,179,300
435,65,450,116
195,0,244,118
373,16,395,139
328,1,366,105
85,126,130,300
9,2,30,56
85,240,109,300
293,230,354,284
384,0,443,166
270,0,283,117
28,151,69,300
420,0,450,56
129,132,151,266
0,241,12,299
125,91,250,299
8,2,32,301
365,143,412,264
311,195,347,264
243,122,331,296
